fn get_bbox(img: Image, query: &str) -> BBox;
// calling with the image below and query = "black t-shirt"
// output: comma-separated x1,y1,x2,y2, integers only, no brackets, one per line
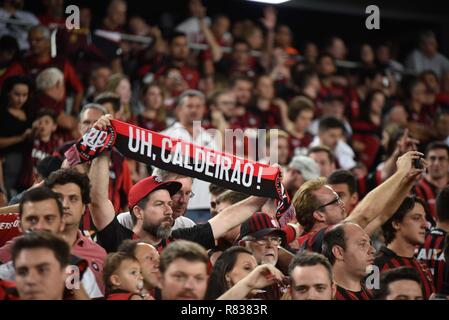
97,216,215,253
0,108,30,155
335,284,372,300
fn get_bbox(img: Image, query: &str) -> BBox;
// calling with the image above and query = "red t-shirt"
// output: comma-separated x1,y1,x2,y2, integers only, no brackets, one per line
0,56,84,95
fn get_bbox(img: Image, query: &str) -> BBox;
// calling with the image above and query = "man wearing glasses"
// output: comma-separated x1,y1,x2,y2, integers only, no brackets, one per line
239,212,286,266
294,150,426,253
238,212,288,299
117,168,196,231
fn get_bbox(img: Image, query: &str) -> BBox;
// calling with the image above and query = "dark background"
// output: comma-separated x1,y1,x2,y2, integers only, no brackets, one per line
24,0,449,61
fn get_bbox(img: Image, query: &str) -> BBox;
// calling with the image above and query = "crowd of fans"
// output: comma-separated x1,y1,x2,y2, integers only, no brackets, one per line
0,0,449,300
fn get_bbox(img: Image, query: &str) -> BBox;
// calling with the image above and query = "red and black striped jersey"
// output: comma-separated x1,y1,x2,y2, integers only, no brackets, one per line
357,169,382,199
415,228,448,293
374,246,435,299
335,284,372,300
297,226,331,253
414,178,440,226
31,135,65,168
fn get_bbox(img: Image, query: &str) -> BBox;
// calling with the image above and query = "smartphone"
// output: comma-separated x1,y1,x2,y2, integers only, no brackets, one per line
414,157,423,169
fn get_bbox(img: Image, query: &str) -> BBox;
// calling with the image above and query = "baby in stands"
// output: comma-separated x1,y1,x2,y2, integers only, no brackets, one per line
102,252,150,300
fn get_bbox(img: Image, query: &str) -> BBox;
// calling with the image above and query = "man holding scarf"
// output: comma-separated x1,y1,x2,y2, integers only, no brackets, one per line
88,115,275,253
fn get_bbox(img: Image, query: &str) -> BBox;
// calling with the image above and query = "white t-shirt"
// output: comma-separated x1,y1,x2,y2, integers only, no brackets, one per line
162,122,218,210
310,136,356,170
0,9,39,50
117,211,196,231
175,16,211,44
405,49,449,78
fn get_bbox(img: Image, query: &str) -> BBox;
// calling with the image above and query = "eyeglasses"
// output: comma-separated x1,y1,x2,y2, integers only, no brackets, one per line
249,236,282,246
172,190,195,199
316,196,342,211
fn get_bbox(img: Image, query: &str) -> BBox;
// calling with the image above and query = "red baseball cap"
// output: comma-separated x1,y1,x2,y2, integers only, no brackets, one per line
128,176,182,209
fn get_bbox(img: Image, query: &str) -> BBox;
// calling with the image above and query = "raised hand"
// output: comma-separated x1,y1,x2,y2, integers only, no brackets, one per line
396,150,426,182
243,264,284,290
93,114,114,131
261,6,277,30
396,128,419,155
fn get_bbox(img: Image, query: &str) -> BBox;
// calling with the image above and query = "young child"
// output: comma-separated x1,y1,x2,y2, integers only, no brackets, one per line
30,109,64,170
102,252,148,300
19,109,64,189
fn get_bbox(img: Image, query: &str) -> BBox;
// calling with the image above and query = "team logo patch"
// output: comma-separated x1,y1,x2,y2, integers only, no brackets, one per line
78,126,116,162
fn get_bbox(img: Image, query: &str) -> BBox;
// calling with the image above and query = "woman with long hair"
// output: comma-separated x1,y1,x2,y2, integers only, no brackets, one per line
205,246,257,300
137,83,167,132
0,76,33,197
352,89,386,170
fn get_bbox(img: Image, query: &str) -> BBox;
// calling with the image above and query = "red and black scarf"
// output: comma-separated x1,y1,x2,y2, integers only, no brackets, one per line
65,120,294,226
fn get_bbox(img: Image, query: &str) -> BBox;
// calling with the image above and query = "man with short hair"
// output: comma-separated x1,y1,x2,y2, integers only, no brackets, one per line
209,89,237,123
85,65,112,103
310,116,356,170
288,251,335,300
307,145,336,178
116,168,196,230
12,231,70,300
414,141,449,225
416,185,449,293
78,103,109,137
0,187,65,265
159,240,209,300
327,169,359,214
231,75,253,111
162,90,217,223
374,196,435,299
138,32,199,89
94,91,121,117
89,116,271,254
34,67,76,130
152,168,195,222
287,95,315,155
373,267,423,300
405,30,449,78
45,169,107,291
294,151,423,254
322,222,375,300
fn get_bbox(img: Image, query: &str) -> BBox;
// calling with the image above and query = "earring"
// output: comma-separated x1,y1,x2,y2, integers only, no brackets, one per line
225,276,232,289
